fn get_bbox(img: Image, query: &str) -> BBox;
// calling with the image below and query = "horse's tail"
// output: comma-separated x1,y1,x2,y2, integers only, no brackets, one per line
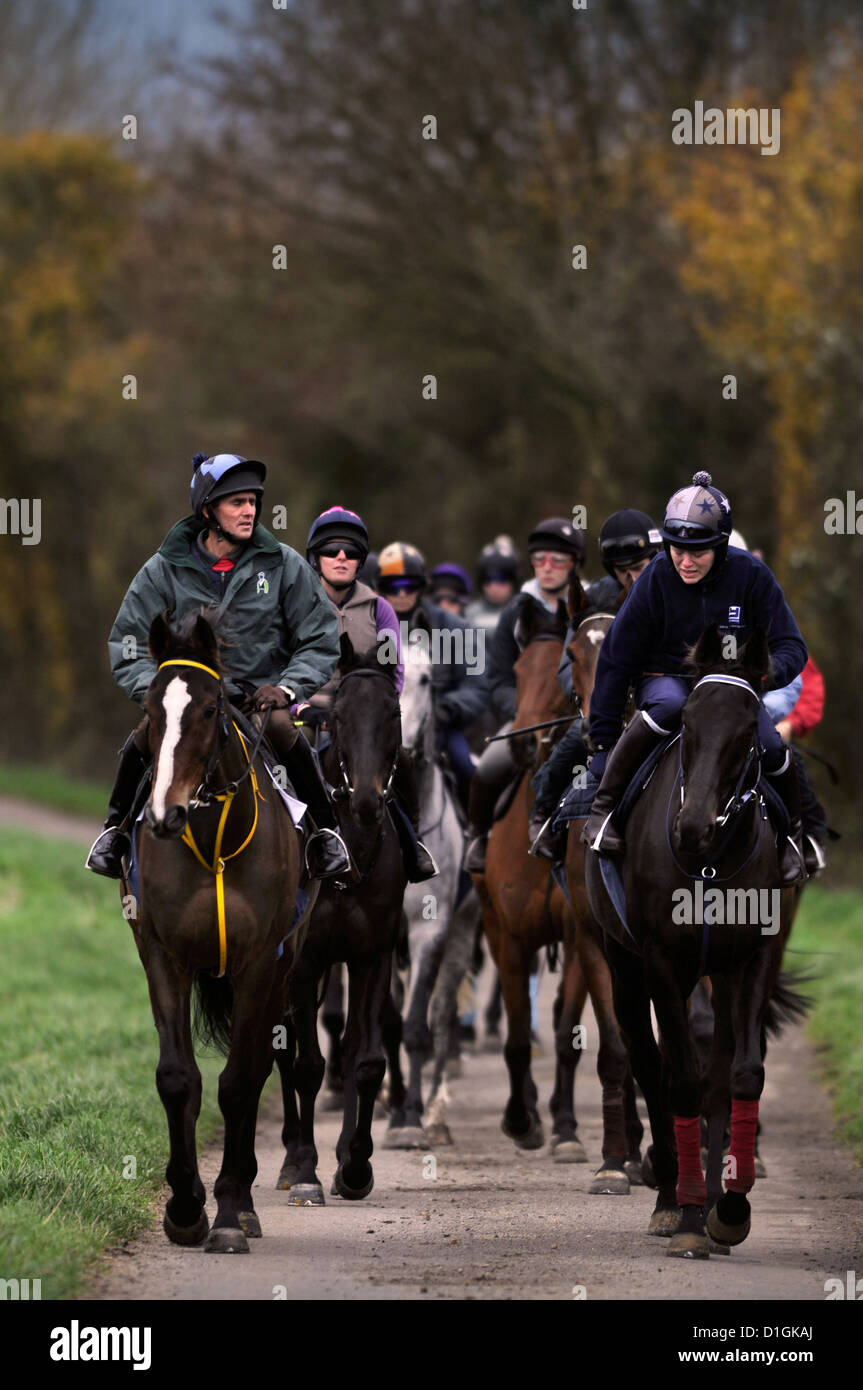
764,966,813,1038
192,971,233,1055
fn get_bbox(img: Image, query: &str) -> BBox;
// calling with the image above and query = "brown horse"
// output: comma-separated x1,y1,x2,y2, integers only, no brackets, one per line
475,593,639,1190
128,612,306,1253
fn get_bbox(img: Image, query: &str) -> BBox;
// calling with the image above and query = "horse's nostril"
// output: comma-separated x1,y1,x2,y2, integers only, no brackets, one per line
164,806,187,835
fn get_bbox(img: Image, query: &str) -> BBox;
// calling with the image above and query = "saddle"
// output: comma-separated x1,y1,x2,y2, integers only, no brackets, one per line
552,735,790,841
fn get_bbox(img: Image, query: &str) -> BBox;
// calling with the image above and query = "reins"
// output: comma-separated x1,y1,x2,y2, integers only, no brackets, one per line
156,658,268,977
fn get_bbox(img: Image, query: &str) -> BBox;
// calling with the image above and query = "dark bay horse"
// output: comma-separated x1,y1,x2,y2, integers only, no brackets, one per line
130,613,304,1253
275,635,406,1202
586,625,803,1257
475,595,637,1185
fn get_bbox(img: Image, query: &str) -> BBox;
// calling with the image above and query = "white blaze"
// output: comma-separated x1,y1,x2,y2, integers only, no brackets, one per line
151,676,192,820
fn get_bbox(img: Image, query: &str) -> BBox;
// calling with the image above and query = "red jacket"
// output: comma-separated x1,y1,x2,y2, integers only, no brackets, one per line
788,657,824,738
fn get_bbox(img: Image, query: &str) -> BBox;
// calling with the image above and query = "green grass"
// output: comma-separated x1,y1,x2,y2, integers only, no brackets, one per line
0,830,226,1299
786,884,863,1162
0,763,108,818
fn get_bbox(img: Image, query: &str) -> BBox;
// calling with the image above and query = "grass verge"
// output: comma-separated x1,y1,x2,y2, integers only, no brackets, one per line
787,884,863,1162
0,763,108,819
0,829,225,1299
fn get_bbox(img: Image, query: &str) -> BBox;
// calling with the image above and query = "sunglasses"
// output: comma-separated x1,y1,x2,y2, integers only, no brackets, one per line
530,552,572,568
318,545,363,560
379,577,423,594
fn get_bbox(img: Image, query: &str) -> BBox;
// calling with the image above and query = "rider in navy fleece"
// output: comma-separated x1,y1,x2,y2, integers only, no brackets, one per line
582,471,808,885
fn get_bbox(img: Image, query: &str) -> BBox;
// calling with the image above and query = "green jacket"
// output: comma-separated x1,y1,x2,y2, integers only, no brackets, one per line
108,517,340,707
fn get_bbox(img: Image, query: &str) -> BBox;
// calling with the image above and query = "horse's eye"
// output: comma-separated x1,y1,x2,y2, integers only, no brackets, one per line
203,705,218,719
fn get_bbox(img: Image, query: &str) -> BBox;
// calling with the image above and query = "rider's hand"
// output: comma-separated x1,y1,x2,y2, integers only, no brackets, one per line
775,717,793,744
253,684,290,711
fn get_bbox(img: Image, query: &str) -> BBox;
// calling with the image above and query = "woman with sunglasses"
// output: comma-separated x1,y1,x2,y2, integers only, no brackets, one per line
299,510,437,882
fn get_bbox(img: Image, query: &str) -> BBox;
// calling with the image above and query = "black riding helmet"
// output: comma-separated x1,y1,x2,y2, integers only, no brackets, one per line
190,453,266,524
527,517,585,563
599,509,662,580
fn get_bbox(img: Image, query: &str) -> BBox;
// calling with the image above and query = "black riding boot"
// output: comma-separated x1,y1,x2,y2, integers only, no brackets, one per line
528,718,588,860
277,728,351,879
793,747,827,876
464,727,516,872
391,748,438,882
766,754,807,886
85,732,151,878
582,714,665,856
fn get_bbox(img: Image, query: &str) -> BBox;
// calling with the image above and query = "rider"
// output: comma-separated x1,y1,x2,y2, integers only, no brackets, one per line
429,563,472,617
375,541,487,807
464,516,585,872
529,509,662,858
581,472,808,885
299,506,436,882
86,452,350,881
465,535,521,634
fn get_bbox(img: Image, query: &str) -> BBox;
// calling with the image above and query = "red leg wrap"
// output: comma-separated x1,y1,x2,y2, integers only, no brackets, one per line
726,1098,759,1193
674,1115,705,1207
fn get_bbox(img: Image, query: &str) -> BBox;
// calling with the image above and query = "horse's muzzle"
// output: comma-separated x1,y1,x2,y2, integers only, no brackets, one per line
145,803,188,839
674,805,714,856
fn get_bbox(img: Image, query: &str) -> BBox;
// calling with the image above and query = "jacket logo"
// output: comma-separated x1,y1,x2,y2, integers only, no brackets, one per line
257,571,269,596
728,605,741,624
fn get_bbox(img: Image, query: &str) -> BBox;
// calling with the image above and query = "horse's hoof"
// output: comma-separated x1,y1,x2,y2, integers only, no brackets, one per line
707,1198,751,1246
276,1161,301,1191
381,1126,429,1150
333,1165,374,1201
667,1231,710,1259
709,1239,731,1256
286,1183,325,1207
641,1150,658,1190
502,1115,545,1151
427,1123,453,1146
163,1209,209,1246
754,1155,767,1179
551,1138,588,1164
203,1227,249,1254
589,1166,630,1195
319,1090,344,1113
237,1210,261,1238
648,1207,680,1237
624,1157,644,1186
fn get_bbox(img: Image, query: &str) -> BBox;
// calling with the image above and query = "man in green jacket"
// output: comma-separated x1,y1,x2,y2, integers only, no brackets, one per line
86,451,350,879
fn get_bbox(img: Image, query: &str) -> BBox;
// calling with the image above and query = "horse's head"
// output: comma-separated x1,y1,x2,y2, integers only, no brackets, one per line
143,611,226,838
330,632,400,827
399,643,434,764
511,597,569,769
674,624,770,856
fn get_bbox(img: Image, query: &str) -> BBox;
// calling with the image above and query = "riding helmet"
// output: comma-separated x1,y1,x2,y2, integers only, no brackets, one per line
306,506,370,569
190,453,266,522
527,517,585,563
598,509,662,579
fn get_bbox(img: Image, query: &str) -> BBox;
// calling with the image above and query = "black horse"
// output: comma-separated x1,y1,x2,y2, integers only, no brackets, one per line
586,625,804,1258
275,635,407,1202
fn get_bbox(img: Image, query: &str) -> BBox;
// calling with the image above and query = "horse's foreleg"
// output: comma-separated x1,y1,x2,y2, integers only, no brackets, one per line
426,894,478,1145
381,988,407,1117
207,971,282,1253
607,941,678,1235
334,955,389,1199
577,926,632,1192
499,932,543,1149
321,962,346,1105
146,946,208,1245
646,952,710,1258
707,951,772,1248
549,942,588,1163
287,954,326,1204
274,1011,301,1189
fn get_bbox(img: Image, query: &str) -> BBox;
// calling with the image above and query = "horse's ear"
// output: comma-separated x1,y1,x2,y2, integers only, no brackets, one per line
739,626,771,685
517,595,543,645
192,612,220,667
148,611,172,663
568,576,588,622
339,631,355,666
691,623,724,670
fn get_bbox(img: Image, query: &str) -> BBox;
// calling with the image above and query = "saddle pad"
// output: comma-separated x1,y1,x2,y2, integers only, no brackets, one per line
552,771,599,829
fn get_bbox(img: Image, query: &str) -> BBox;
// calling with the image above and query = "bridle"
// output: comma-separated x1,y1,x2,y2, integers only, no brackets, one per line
667,673,765,884
330,667,400,805
156,658,271,804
